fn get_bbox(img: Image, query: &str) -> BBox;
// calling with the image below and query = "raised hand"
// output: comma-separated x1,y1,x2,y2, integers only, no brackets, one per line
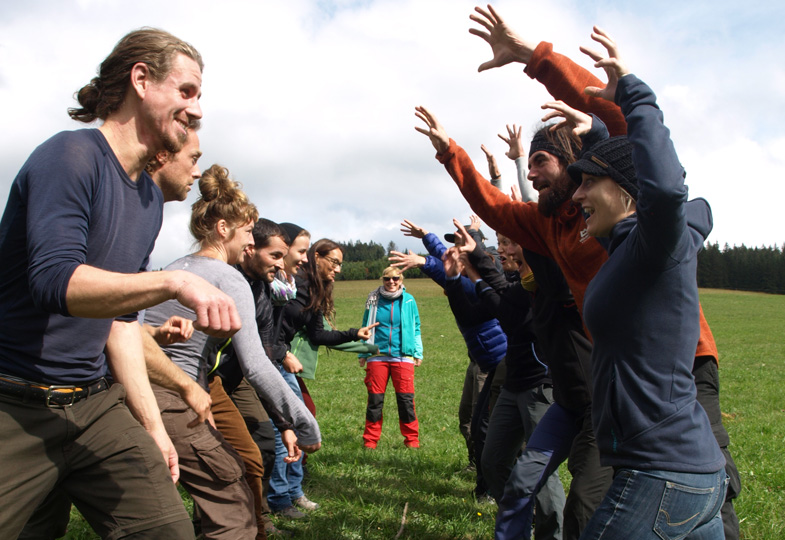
452,219,478,254
469,4,536,71
498,123,525,161
400,219,428,239
580,26,631,102
541,100,593,137
389,250,426,271
481,144,501,180
510,184,523,202
468,215,482,233
414,106,450,153
442,247,463,278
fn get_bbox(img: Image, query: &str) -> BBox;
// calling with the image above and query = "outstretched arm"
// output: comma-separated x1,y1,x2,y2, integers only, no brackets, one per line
480,144,502,188
498,123,538,202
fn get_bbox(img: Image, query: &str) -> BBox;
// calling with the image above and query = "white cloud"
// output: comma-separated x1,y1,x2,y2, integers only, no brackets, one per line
1,0,784,269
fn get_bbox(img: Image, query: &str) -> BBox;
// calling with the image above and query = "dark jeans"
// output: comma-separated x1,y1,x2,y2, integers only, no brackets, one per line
579,468,726,540
495,403,612,540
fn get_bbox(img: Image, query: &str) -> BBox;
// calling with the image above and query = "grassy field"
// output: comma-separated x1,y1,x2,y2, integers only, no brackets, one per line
61,282,784,539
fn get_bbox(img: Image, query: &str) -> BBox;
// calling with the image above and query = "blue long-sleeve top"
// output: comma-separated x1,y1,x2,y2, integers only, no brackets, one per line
0,130,162,384
583,75,724,473
420,232,477,298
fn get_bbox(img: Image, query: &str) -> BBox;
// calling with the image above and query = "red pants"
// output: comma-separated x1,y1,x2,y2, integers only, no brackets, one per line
363,361,418,448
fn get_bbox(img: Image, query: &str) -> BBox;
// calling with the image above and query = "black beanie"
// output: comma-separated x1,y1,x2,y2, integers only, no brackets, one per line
278,222,305,246
529,127,580,164
567,136,638,200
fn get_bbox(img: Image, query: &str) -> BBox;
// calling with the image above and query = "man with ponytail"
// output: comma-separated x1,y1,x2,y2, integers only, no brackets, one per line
0,28,241,538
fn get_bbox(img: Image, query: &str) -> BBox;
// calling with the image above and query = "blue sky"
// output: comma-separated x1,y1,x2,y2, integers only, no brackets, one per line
1,0,783,268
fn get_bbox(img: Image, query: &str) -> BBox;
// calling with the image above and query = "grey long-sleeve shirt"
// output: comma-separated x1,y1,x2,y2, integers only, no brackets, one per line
145,254,321,445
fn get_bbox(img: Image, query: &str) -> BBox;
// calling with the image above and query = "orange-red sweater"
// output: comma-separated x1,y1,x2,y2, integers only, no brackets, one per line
437,141,718,360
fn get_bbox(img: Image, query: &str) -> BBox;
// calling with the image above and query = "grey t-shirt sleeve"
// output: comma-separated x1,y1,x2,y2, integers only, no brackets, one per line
224,267,322,445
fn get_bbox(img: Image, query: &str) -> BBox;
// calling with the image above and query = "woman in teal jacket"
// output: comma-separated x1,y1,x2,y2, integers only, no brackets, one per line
360,267,423,448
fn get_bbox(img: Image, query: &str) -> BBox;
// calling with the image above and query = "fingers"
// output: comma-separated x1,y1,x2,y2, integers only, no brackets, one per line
414,105,437,126
579,45,604,63
486,4,504,24
590,26,618,57
468,27,491,43
583,85,602,98
480,144,491,157
169,451,180,483
471,5,496,28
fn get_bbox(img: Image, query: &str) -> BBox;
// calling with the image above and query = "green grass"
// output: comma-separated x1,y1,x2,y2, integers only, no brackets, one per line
61,284,784,539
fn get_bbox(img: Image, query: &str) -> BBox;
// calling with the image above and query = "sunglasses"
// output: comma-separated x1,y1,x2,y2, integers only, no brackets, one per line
383,276,401,282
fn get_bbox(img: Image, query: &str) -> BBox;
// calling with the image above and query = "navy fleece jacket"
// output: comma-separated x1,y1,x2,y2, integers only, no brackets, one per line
584,75,724,473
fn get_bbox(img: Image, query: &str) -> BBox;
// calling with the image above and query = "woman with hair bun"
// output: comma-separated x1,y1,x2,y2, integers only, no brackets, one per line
144,164,320,539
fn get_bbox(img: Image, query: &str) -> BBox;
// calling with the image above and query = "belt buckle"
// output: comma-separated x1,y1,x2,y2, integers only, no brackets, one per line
45,385,77,408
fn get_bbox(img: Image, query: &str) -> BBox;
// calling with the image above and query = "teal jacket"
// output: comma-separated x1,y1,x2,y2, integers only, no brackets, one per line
360,289,423,360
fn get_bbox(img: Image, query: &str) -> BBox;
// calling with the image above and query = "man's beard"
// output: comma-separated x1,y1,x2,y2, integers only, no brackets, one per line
537,181,574,217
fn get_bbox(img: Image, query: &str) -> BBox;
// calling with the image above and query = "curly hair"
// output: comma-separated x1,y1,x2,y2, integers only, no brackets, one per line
189,164,258,247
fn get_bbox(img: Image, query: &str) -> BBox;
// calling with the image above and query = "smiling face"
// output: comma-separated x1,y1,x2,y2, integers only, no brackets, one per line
224,220,255,265
317,248,343,283
284,234,310,276
382,270,403,292
143,53,203,154
153,130,202,202
496,233,523,272
243,235,288,283
572,174,636,237
527,151,574,217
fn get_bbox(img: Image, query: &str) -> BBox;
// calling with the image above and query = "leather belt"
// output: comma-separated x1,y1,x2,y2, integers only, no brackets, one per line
0,374,109,407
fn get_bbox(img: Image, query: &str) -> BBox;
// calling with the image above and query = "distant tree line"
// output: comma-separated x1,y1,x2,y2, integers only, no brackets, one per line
698,242,785,294
336,240,425,281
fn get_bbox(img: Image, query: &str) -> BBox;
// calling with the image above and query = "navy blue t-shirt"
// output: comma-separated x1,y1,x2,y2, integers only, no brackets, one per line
0,129,163,384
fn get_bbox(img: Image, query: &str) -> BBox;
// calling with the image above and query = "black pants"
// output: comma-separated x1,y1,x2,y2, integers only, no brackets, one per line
693,355,741,540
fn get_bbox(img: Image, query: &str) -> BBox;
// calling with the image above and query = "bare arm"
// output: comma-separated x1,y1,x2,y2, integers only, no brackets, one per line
106,320,180,482
143,330,214,428
66,266,241,338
